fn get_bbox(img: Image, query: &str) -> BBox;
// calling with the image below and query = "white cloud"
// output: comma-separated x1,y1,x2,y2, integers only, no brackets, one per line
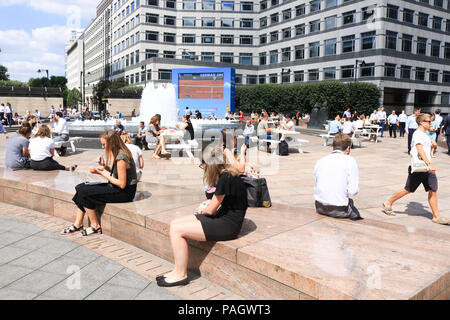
0,25,72,81
0,0,96,19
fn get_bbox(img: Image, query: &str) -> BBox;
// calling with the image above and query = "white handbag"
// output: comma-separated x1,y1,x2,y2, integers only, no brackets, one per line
410,148,429,173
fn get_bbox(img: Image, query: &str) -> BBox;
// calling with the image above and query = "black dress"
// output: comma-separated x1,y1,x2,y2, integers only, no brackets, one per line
72,150,138,212
196,172,248,241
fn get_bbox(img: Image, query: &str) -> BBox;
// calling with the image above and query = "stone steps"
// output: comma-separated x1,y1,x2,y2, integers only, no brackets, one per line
0,168,448,299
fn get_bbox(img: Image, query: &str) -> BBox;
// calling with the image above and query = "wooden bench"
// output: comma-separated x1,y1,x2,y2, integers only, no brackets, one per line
54,137,82,157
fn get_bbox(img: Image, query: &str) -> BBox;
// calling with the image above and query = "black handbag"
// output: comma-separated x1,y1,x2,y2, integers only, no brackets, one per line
241,176,272,208
278,140,289,156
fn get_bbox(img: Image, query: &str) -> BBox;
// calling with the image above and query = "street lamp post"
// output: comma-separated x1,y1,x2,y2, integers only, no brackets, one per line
37,69,49,79
354,60,366,82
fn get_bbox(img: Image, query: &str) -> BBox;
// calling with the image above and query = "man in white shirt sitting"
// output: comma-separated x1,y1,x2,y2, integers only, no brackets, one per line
369,109,378,124
314,134,362,220
52,112,70,156
243,120,255,147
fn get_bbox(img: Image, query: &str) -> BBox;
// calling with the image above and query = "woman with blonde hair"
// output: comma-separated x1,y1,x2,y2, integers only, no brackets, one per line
147,115,170,160
29,125,76,171
156,146,248,287
61,130,138,236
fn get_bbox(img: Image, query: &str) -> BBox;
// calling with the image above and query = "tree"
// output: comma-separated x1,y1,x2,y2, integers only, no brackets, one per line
110,77,127,89
92,80,111,109
0,65,10,81
67,88,82,107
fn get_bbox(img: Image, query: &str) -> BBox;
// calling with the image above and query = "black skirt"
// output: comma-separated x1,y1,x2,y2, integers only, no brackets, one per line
195,207,246,242
72,182,137,212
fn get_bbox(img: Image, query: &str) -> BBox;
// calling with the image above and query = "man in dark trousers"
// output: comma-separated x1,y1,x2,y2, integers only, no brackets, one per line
406,108,420,154
442,113,450,155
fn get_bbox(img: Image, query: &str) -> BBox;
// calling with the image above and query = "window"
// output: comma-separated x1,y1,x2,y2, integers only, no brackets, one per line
310,0,320,12
259,34,267,44
342,35,355,53
182,34,195,43
415,67,425,81
241,2,253,11
310,20,320,33
343,11,356,25
202,17,215,27
241,18,253,28
164,32,176,42
221,18,233,27
295,4,305,16
361,31,376,50
145,49,158,59
445,43,450,59
240,35,253,45
431,40,440,57
295,45,305,60
158,69,171,81
164,50,176,58
240,53,252,65
282,71,290,83
324,67,336,80
429,69,439,82
418,13,428,27
182,51,196,60
385,31,397,50
270,31,278,42
325,38,337,56
385,63,396,77
269,74,278,84
386,5,398,20
270,50,278,64
341,65,354,79
202,0,215,10
183,17,195,26
283,9,291,21
221,34,234,44
164,15,176,26
221,1,234,10
236,74,242,84
362,6,375,21
433,17,442,30
402,34,412,52
247,75,257,85
325,0,337,8
400,65,411,79
271,0,278,6
309,41,320,58
260,17,267,27
295,24,305,36
183,0,196,9
146,31,158,41
360,63,375,77
147,0,158,6
260,0,267,10
270,13,279,24
201,52,215,62
166,0,176,8
202,34,215,44
446,20,450,32
146,13,158,23
220,52,234,63
417,37,427,55
308,69,319,81
259,75,266,84
325,16,337,30
259,52,266,65
403,9,414,23
282,28,291,39
294,71,304,82
281,47,290,62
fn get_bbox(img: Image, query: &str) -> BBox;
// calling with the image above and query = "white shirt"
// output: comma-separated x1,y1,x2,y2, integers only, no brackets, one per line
355,119,364,129
53,118,69,135
314,151,359,206
398,113,408,122
125,143,143,174
388,114,398,125
435,114,443,128
0,106,4,113
411,130,432,164
406,115,418,131
243,124,254,135
342,121,355,134
5,106,11,113
376,111,387,121
285,120,295,132
29,137,55,161
369,113,377,122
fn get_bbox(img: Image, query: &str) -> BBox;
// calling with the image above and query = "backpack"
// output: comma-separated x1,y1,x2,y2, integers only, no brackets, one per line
241,176,272,208
278,140,289,156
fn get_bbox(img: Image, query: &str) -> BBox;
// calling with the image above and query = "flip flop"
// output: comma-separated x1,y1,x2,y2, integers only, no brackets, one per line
432,217,449,225
382,203,395,216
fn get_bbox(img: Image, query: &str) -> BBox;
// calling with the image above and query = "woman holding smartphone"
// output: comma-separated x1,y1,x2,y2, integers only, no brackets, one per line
61,130,138,236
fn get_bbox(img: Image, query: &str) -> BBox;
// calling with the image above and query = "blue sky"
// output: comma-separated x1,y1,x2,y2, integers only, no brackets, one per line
0,0,97,82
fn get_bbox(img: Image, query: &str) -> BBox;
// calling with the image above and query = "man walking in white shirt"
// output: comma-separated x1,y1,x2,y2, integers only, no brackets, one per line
376,106,387,137
314,134,362,220
398,110,408,137
434,109,443,142
406,108,420,154
387,110,399,138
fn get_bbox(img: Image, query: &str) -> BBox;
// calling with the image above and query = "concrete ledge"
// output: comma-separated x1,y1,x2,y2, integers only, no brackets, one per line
0,168,448,300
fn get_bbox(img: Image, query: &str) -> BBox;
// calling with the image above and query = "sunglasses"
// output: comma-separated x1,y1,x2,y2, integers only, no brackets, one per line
422,120,431,123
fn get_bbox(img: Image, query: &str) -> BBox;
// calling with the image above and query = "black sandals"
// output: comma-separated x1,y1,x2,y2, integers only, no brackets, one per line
81,226,102,236
61,224,84,235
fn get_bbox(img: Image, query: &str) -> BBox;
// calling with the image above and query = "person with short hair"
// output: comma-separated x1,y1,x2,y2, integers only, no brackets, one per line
314,134,361,220
328,115,343,135
29,125,76,172
342,117,356,137
135,121,149,150
121,133,144,182
5,123,32,169
0,103,5,123
62,130,138,236
382,114,448,225
369,109,378,124
52,112,69,142
257,112,274,152
5,103,13,127
387,110,399,138
434,109,443,142
442,113,450,155
343,108,351,119
398,110,408,137
243,119,255,147
406,108,420,154
376,106,387,137
426,114,439,157
114,119,125,135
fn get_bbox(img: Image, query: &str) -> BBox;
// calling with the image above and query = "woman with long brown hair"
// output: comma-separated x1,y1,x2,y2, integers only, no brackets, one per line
147,115,170,159
29,125,76,171
156,146,248,287
61,130,138,236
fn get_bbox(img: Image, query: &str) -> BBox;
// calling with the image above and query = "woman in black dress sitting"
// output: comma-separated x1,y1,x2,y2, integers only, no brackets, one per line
157,146,248,287
61,130,138,236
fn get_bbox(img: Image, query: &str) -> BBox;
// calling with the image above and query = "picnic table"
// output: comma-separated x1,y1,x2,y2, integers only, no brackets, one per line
272,129,309,153
362,125,382,143
159,129,197,159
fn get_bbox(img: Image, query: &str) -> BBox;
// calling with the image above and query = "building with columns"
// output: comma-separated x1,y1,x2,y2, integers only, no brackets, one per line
72,0,450,113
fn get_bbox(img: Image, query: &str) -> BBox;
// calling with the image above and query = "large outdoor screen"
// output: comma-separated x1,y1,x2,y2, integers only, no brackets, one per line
178,73,224,100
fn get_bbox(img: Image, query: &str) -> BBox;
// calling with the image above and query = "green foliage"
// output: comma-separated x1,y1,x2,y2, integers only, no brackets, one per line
27,76,67,88
92,80,111,107
118,85,144,91
0,80,28,87
67,88,82,107
236,81,381,118
109,77,128,89
0,65,9,81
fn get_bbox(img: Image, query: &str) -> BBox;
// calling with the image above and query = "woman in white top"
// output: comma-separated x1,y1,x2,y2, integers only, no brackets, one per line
342,118,356,136
29,125,77,171
354,115,366,129
121,133,144,182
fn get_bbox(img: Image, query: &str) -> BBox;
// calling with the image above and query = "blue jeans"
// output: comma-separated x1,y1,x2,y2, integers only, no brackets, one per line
379,120,386,137
53,134,69,142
